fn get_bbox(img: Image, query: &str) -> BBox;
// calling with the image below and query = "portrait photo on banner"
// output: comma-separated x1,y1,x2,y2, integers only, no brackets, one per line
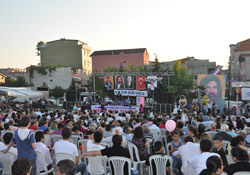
197,74,226,113
104,76,114,90
115,75,125,89
125,75,134,89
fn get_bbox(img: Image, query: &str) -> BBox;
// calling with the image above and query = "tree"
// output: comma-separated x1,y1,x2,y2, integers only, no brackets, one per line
51,86,65,99
153,53,161,72
166,60,195,100
68,79,76,91
36,41,46,56
0,76,29,87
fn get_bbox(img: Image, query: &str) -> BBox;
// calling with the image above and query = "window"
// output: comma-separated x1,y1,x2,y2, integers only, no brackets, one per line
84,60,86,65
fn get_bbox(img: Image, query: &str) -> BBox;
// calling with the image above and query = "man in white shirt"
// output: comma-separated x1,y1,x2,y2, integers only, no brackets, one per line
53,127,85,175
187,139,220,175
0,132,17,166
35,131,53,174
86,131,105,174
173,136,201,175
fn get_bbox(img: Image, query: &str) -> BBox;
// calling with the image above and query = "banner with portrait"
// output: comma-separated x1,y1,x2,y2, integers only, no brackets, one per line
197,75,226,113
115,75,125,89
125,75,134,89
136,97,145,107
136,76,146,90
104,76,114,90
147,76,157,90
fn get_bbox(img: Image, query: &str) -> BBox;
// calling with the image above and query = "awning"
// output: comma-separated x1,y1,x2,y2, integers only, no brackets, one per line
0,87,43,98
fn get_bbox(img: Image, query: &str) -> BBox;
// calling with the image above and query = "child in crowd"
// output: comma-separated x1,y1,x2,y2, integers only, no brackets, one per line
212,135,228,167
169,130,182,174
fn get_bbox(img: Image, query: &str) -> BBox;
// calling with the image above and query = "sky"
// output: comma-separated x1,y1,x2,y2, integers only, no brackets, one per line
1,0,250,69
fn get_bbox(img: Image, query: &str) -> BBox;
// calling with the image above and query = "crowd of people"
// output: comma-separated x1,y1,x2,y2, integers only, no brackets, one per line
0,100,250,175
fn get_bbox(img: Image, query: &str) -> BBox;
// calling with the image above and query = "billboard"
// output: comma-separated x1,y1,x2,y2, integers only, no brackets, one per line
115,75,125,89
125,75,134,89
136,76,146,90
242,88,250,100
136,97,145,107
104,76,114,90
197,75,226,113
147,76,157,90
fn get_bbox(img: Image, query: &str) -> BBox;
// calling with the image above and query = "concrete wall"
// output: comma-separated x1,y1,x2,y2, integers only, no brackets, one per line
92,51,149,72
30,67,72,89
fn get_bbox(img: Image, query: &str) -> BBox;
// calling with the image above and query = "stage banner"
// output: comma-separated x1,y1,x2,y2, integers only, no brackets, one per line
242,88,250,100
125,75,134,89
136,76,146,90
114,90,148,97
197,74,226,113
136,97,145,107
91,105,139,114
147,76,157,90
104,76,114,90
115,75,125,89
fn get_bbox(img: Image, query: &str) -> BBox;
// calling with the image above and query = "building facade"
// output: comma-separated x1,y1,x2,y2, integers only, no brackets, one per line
230,38,250,82
91,48,149,72
157,57,219,75
40,38,92,75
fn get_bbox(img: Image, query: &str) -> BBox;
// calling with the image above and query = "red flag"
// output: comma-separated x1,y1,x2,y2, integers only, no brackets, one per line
136,76,146,90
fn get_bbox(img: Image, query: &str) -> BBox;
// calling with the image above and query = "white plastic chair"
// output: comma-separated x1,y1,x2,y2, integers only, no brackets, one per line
108,156,131,175
70,135,81,145
207,131,217,139
0,151,17,175
127,142,146,173
51,135,62,144
148,154,173,175
44,134,52,148
233,172,250,175
160,129,167,136
84,156,108,175
36,151,54,175
150,129,161,141
101,142,111,148
166,143,171,156
222,140,230,152
55,153,75,164
77,139,88,157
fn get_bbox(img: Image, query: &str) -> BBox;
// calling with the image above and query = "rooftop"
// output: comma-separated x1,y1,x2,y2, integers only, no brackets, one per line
90,48,147,56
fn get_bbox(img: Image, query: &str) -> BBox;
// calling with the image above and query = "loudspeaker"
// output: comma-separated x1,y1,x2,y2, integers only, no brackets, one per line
154,92,174,104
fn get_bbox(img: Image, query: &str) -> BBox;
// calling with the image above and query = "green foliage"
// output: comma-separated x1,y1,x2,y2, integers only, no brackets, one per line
0,76,29,87
153,53,161,72
166,60,195,100
30,65,62,78
198,85,206,97
50,86,65,99
41,82,48,88
36,41,45,56
68,79,76,91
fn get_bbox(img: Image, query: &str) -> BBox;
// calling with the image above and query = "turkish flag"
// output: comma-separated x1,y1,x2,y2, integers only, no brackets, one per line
136,76,146,90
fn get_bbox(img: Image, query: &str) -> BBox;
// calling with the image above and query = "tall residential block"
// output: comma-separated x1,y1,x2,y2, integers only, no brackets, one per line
40,38,92,75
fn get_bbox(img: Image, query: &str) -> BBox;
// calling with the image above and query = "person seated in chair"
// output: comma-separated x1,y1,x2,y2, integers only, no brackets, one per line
53,127,86,175
84,134,138,175
35,131,53,175
145,141,170,175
